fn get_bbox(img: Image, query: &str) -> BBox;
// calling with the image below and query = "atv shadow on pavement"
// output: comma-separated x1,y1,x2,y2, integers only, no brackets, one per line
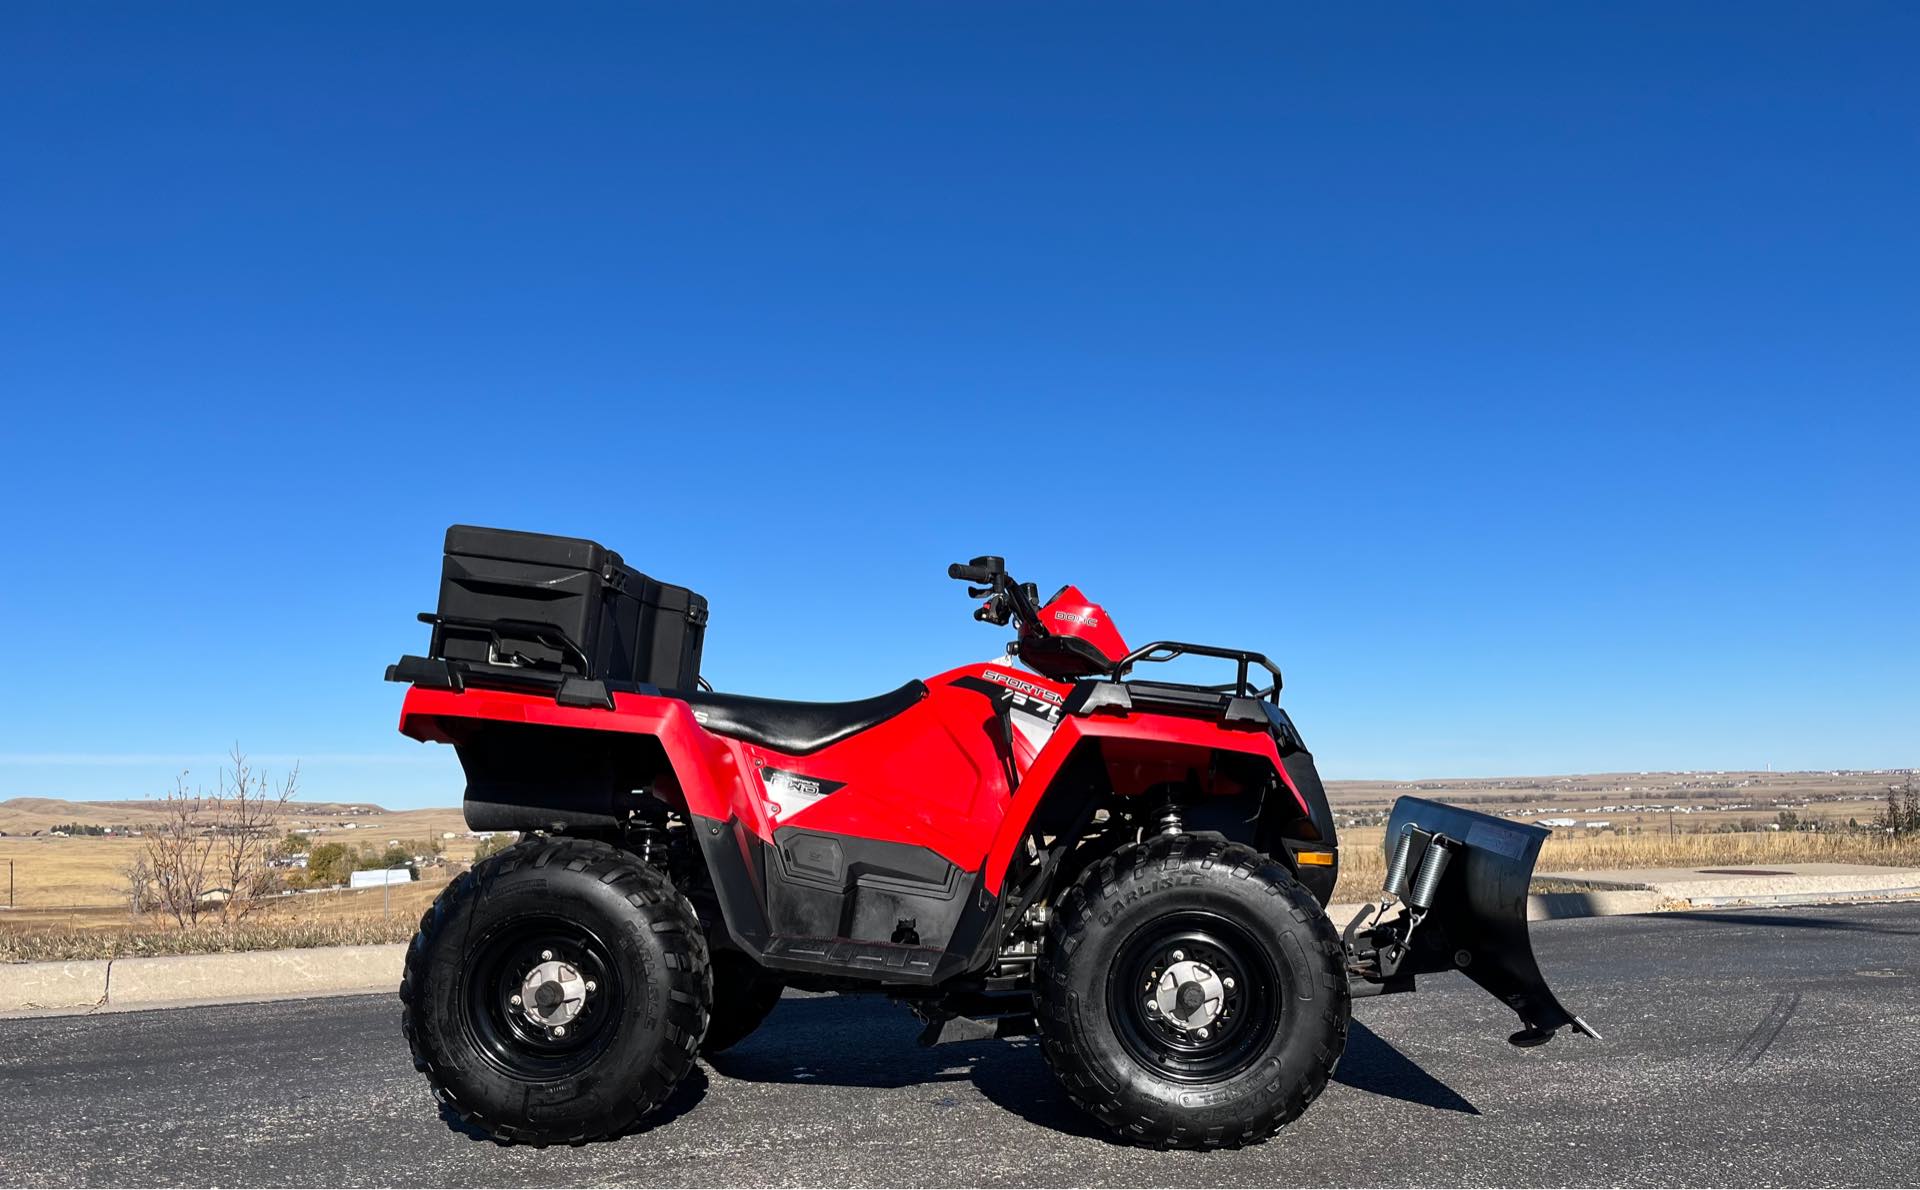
701,993,1478,1137
1334,1021,1480,1116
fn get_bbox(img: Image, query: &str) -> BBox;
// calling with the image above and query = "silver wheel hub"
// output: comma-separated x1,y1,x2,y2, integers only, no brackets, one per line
1154,959,1225,1031
517,959,588,1027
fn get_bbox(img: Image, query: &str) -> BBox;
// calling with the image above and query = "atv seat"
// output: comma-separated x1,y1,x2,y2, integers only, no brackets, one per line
681,681,927,754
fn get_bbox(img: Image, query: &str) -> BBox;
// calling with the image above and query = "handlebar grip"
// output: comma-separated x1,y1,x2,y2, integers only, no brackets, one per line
949,562,993,583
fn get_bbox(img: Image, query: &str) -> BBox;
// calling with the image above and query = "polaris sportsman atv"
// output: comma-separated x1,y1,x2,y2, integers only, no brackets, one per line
387,526,1595,1148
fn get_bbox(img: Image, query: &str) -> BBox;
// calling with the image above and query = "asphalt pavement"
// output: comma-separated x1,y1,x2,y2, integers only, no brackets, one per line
2,902,1918,1188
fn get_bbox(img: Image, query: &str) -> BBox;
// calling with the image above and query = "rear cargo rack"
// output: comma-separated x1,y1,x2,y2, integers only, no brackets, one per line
385,653,654,710
418,611,594,674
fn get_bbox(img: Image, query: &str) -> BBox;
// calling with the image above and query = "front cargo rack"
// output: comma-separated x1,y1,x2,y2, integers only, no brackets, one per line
1060,642,1288,731
1110,641,1283,701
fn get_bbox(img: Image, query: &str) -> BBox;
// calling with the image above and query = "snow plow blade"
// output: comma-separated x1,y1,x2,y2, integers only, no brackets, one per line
1343,796,1600,1046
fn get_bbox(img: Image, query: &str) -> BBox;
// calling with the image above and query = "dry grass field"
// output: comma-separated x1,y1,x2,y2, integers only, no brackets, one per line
1329,821,1920,903
1323,768,1915,901
0,796,480,959
3,769,1913,958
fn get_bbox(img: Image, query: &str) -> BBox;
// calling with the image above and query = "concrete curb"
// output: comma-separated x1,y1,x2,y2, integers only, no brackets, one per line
7,885,1920,1018
0,960,110,1013
0,945,404,1019
1661,884,1920,910
107,944,404,1010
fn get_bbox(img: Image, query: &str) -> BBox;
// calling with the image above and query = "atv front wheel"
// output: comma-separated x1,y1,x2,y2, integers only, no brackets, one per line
1035,833,1350,1149
401,837,712,1145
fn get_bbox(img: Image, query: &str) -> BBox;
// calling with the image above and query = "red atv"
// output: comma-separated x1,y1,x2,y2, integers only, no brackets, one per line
388,526,1594,1148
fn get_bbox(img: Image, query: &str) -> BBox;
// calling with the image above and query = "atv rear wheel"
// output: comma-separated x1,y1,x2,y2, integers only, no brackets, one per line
1035,833,1350,1149
701,952,785,1054
401,837,712,1145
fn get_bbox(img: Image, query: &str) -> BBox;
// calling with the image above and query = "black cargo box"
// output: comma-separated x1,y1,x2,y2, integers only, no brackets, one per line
428,525,707,691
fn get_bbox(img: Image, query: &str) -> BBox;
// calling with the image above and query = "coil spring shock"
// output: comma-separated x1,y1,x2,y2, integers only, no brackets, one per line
629,814,670,869
1156,800,1185,836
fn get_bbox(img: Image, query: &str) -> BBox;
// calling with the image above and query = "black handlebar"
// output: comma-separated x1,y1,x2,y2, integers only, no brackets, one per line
949,555,1042,633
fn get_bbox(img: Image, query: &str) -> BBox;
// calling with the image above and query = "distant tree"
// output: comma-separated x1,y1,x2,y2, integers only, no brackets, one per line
1873,778,1919,837
306,841,356,886
279,831,310,855
53,823,114,836
472,833,518,862
1774,810,1799,831
358,842,425,871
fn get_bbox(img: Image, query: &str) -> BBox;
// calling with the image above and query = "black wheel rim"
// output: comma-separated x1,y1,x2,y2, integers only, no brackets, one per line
461,914,626,1080
1105,911,1282,1084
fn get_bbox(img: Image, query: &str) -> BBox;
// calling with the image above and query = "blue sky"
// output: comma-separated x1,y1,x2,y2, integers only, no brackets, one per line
1,3,1914,808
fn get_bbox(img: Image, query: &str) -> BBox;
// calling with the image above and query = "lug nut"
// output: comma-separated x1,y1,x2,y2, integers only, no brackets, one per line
1196,1027,1210,1040
1223,976,1235,990
585,980,597,993
1170,950,1185,962
552,1025,567,1038
541,950,554,961
509,994,522,1006
1145,999,1158,1013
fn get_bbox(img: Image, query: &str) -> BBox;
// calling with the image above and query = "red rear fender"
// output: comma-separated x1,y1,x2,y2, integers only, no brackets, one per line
398,685,757,828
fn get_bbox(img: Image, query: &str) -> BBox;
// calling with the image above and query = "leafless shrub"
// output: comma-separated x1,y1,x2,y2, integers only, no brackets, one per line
118,853,157,915
138,747,296,927
211,748,297,920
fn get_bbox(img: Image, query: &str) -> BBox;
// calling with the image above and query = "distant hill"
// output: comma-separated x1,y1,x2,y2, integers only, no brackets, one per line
0,797,467,837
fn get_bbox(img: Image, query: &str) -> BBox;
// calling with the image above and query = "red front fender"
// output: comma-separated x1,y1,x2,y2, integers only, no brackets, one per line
981,711,1308,894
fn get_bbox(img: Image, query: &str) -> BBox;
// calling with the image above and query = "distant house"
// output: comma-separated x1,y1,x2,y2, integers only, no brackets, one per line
350,868,416,889
1536,817,1578,828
